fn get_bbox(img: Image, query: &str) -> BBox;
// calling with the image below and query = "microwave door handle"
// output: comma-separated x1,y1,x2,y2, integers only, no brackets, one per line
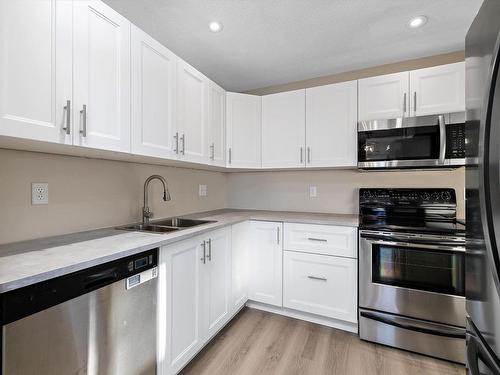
438,115,446,164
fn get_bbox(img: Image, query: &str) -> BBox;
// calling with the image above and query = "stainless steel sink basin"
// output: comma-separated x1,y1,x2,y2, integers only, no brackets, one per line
152,217,215,228
116,217,215,234
117,224,179,233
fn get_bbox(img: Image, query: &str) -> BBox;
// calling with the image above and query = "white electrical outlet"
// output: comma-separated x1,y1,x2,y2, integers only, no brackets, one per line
309,185,317,198
32,183,49,205
199,184,207,197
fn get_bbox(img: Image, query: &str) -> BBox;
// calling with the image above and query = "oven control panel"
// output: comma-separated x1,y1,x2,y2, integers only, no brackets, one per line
360,188,456,205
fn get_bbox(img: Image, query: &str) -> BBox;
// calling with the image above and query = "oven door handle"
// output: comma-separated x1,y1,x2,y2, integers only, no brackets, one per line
360,311,465,339
363,238,465,252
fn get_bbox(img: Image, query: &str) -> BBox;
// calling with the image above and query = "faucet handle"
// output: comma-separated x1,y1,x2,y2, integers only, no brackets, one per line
143,208,153,219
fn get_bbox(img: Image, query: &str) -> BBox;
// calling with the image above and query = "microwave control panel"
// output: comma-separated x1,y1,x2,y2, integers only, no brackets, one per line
446,123,466,158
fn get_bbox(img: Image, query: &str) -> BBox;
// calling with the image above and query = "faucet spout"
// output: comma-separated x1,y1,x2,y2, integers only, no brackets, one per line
143,175,171,224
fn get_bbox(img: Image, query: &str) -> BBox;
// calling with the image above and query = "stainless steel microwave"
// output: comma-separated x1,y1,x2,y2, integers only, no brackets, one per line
357,113,466,169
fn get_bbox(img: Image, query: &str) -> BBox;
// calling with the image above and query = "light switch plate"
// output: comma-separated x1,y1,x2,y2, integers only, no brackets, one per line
309,185,317,198
32,182,49,205
199,184,207,197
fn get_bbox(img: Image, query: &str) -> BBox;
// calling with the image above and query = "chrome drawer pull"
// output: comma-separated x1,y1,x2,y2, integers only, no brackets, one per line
63,100,71,135
307,237,327,242
308,275,327,281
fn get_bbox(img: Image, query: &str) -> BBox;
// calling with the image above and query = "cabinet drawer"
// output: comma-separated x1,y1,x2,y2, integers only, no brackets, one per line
284,223,357,258
283,251,357,322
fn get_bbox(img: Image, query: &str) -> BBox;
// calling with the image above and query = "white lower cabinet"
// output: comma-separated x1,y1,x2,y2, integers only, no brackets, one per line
283,251,357,323
231,221,250,312
161,236,203,375
248,221,283,307
202,228,231,339
161,227,231,375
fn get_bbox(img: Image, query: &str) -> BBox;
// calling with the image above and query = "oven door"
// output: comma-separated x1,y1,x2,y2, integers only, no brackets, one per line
359,233,466,327
358,115,446,168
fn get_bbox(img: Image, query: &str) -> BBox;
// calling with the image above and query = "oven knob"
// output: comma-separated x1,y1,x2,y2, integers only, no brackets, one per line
362,190,372,200
441,191,452,201
421,192,430,201
432,192,440,201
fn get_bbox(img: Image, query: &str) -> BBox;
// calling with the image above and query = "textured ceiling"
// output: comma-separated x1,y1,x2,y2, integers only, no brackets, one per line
103,0,483,92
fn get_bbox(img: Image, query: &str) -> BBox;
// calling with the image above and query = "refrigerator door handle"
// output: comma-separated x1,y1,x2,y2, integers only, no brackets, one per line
467,331,500,375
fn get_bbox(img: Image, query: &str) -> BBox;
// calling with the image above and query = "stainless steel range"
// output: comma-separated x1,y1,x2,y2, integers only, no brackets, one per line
358,188,466,363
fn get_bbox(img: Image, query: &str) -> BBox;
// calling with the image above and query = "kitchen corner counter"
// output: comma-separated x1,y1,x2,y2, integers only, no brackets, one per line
0,209,358,293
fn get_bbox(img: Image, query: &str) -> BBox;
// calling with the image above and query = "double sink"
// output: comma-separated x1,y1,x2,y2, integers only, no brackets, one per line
117,217,216,234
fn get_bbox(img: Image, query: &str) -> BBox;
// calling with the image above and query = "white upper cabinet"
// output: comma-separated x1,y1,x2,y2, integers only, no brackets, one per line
305,81,357,167
226,93,262,168
0,0,73,144
358,72,409,121
176,60,209,164
410,62,465,116
73,0,131,152
262,89,306,168
131,25,177,159
208,82,226,167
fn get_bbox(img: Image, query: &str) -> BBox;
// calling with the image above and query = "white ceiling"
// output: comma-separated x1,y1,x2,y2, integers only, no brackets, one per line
103,0,483,92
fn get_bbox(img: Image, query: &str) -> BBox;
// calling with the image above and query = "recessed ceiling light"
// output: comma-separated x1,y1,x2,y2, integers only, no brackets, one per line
408,15,428,29
209,21,223,33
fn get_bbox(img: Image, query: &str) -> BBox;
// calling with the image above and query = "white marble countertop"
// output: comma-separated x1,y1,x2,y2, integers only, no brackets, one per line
0,209,358,293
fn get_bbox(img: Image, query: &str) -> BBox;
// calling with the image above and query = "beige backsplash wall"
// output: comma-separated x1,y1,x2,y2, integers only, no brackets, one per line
0,149,228,244
227,168,466,219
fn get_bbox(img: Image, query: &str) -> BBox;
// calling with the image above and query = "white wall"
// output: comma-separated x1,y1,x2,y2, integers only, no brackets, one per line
227,168,466,219
0,149,228,244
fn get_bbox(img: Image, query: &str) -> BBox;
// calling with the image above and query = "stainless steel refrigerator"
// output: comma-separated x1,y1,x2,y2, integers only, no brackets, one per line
466,0,500,373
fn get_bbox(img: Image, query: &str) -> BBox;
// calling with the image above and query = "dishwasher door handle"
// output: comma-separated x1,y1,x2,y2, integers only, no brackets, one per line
84,268,119,290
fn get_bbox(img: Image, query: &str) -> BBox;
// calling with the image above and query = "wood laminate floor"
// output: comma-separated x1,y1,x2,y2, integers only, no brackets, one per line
181,308,465,375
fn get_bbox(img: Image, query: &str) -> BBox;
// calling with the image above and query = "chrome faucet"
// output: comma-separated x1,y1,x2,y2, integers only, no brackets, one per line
143,175,171,224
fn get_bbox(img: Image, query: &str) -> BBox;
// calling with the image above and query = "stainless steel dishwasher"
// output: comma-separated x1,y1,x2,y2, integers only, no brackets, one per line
1,248,158,375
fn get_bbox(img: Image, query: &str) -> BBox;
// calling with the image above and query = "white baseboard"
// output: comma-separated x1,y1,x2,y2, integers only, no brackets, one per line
246,300,359,334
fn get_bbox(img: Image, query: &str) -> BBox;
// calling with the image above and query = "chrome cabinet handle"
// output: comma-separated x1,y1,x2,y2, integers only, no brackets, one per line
180,134,185,155
200,241,206,264
308,237,327,242
307,147,311,164
413,91,417,112
173,132,179,154
228,147,232,164
300,147,303,163
210,143,215,160
80,104,87,137
277,226,280,245
207,238,212,261
63,100,71,135
308,275,327,281
403,93,407,114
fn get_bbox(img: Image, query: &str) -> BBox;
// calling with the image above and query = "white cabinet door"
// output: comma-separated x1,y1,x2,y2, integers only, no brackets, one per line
231,221,250,312
131,25,176,159
202,228,231,338
176,60,208,163
410,62,465,116
358,72,409,121
73,0,131,152
283,251,357,323
208,82,226,166
249,221,283,307
305,81,357,167
226,92,261,168
0,0,72,144
261,89,306,168
162,237,204,375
